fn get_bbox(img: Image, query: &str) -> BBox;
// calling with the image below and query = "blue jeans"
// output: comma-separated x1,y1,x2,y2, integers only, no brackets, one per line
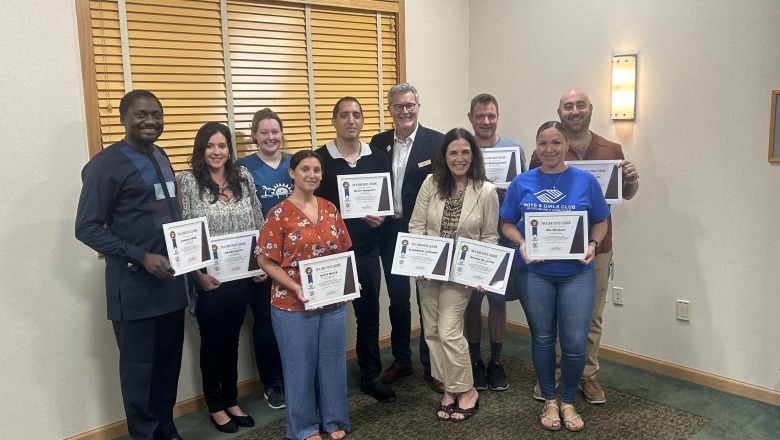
516,263,595,403
271,305,350,440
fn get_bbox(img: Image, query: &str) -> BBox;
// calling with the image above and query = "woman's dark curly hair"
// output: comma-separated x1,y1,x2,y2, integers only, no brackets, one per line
189,122,248,203
431,128,487,199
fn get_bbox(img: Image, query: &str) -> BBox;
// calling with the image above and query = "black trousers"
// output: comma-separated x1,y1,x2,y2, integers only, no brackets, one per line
379,219,430,369
195,278,250,413
248,277,284,390
352,247,382,383
112,309,184,440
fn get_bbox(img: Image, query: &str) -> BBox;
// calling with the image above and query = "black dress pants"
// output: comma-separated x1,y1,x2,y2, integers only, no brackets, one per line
195,278,250,413
248,277,284,390
112,309,184,440
352,247,382,383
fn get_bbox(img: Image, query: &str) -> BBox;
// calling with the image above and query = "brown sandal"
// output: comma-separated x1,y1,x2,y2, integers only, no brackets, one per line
437,401,457,421
449,398,479,422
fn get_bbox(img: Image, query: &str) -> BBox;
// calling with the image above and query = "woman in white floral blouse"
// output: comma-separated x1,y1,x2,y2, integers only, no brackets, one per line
178,122,264,434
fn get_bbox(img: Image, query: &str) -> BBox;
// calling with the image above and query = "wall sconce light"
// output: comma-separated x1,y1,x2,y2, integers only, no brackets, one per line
611,54,637,120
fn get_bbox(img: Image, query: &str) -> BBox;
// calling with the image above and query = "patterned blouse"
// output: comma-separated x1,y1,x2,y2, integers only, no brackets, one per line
439,185,467,239
257,197,352,311
179,167,265,236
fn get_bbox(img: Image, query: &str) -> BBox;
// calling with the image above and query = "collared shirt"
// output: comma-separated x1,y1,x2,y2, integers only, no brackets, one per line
325,140,373,166
391,124,419,218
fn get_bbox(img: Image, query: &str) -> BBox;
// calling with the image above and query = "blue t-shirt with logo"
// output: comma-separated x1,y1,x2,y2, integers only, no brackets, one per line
237,153,293,217
500,166,610,276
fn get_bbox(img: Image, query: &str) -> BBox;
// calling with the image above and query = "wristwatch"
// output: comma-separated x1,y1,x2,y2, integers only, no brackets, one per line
588,239,600,249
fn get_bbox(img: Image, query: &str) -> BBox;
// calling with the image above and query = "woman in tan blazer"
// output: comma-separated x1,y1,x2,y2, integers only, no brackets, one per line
409,128,499,422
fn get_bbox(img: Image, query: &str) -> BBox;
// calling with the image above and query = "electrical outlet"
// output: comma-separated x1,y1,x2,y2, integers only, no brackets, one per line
612,287,623,305
676,300,690,321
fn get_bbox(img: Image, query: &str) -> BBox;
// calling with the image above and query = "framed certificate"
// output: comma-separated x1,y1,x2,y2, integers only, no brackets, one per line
524,211,589,260
565,160,622,203
390,233,454,282
450,238,515,295
205,230,265,282
481,146,522,188
162,216,213,274
298,251,360,310
336,172,394,219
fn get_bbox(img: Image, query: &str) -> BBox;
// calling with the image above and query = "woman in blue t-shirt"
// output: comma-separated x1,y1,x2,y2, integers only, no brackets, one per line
499,121,609,432
237,108,293,410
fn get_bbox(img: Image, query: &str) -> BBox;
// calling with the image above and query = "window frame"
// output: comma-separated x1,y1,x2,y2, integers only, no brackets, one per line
75,0,406,161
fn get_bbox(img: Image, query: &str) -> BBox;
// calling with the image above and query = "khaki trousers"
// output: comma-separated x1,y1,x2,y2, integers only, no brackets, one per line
417,279,473,393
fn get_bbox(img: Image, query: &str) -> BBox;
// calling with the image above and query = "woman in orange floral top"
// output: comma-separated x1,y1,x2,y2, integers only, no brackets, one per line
257,150,352,440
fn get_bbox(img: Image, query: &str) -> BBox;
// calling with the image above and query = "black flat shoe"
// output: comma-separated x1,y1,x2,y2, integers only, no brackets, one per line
210,415,239,433
226,410,255,427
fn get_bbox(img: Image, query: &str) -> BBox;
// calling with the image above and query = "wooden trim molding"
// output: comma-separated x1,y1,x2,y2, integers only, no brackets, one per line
65,326,422,440
74,0,103,158
263,0,399,13
503,319,780,407
396,0,405,83
69,316,780,440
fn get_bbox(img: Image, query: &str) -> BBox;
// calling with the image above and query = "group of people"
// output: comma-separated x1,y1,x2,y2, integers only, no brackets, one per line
75,83,638,439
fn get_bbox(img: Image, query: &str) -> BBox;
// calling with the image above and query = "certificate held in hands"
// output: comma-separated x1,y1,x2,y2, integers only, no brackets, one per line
162,216,213,274
565,160,622,203
206,230,265,282
450,238,514,295
390,233,453,282
481,146,522,188
525,211,589,260
337,172,394,219
298,251,360,310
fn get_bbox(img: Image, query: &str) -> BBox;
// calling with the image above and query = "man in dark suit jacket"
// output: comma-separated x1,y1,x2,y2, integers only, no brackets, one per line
76,90,187,440
369,83,444,392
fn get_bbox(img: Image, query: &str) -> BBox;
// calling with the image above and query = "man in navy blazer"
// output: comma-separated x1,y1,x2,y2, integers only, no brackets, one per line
369,83,444,392
76,90,187,440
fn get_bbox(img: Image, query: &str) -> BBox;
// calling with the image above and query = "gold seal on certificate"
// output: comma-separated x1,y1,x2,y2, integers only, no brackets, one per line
565,160,622,203
162,216,213,274
206,230,265,282
481,146,522,188
298,251,360,310
390,233,454,282
336,172,394,219
450,238,515,294
525,211,589,260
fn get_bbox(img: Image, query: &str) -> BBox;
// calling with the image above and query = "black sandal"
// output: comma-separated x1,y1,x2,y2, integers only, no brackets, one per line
436,401,457,421
450,398,479,422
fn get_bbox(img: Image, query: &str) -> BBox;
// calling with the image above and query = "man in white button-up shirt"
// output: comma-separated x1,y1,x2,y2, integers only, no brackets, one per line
370,83,444,392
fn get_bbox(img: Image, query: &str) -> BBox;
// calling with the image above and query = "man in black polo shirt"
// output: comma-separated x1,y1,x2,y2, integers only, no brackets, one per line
315,96,396,403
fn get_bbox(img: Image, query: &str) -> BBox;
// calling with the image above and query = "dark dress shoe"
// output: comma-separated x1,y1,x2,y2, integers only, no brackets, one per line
381,361,414,384
430,377,445,394
210,415,239,433
226,410,255,427
360,378,397,403
423,370,445,393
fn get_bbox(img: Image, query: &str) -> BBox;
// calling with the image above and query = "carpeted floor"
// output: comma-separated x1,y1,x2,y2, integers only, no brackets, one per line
235,354,710,439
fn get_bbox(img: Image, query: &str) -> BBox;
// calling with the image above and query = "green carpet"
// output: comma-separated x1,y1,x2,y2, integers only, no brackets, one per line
235,354,710,439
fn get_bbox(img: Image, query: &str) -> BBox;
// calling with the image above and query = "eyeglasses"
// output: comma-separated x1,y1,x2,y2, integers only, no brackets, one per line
392,102,418,112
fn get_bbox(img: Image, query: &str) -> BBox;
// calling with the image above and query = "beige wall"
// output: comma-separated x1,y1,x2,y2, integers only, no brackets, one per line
2,0,780,438
468,0,780,389
0,0,470,438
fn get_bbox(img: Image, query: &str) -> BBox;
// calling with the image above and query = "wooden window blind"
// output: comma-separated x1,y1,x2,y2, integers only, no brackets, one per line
77,0,403,172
